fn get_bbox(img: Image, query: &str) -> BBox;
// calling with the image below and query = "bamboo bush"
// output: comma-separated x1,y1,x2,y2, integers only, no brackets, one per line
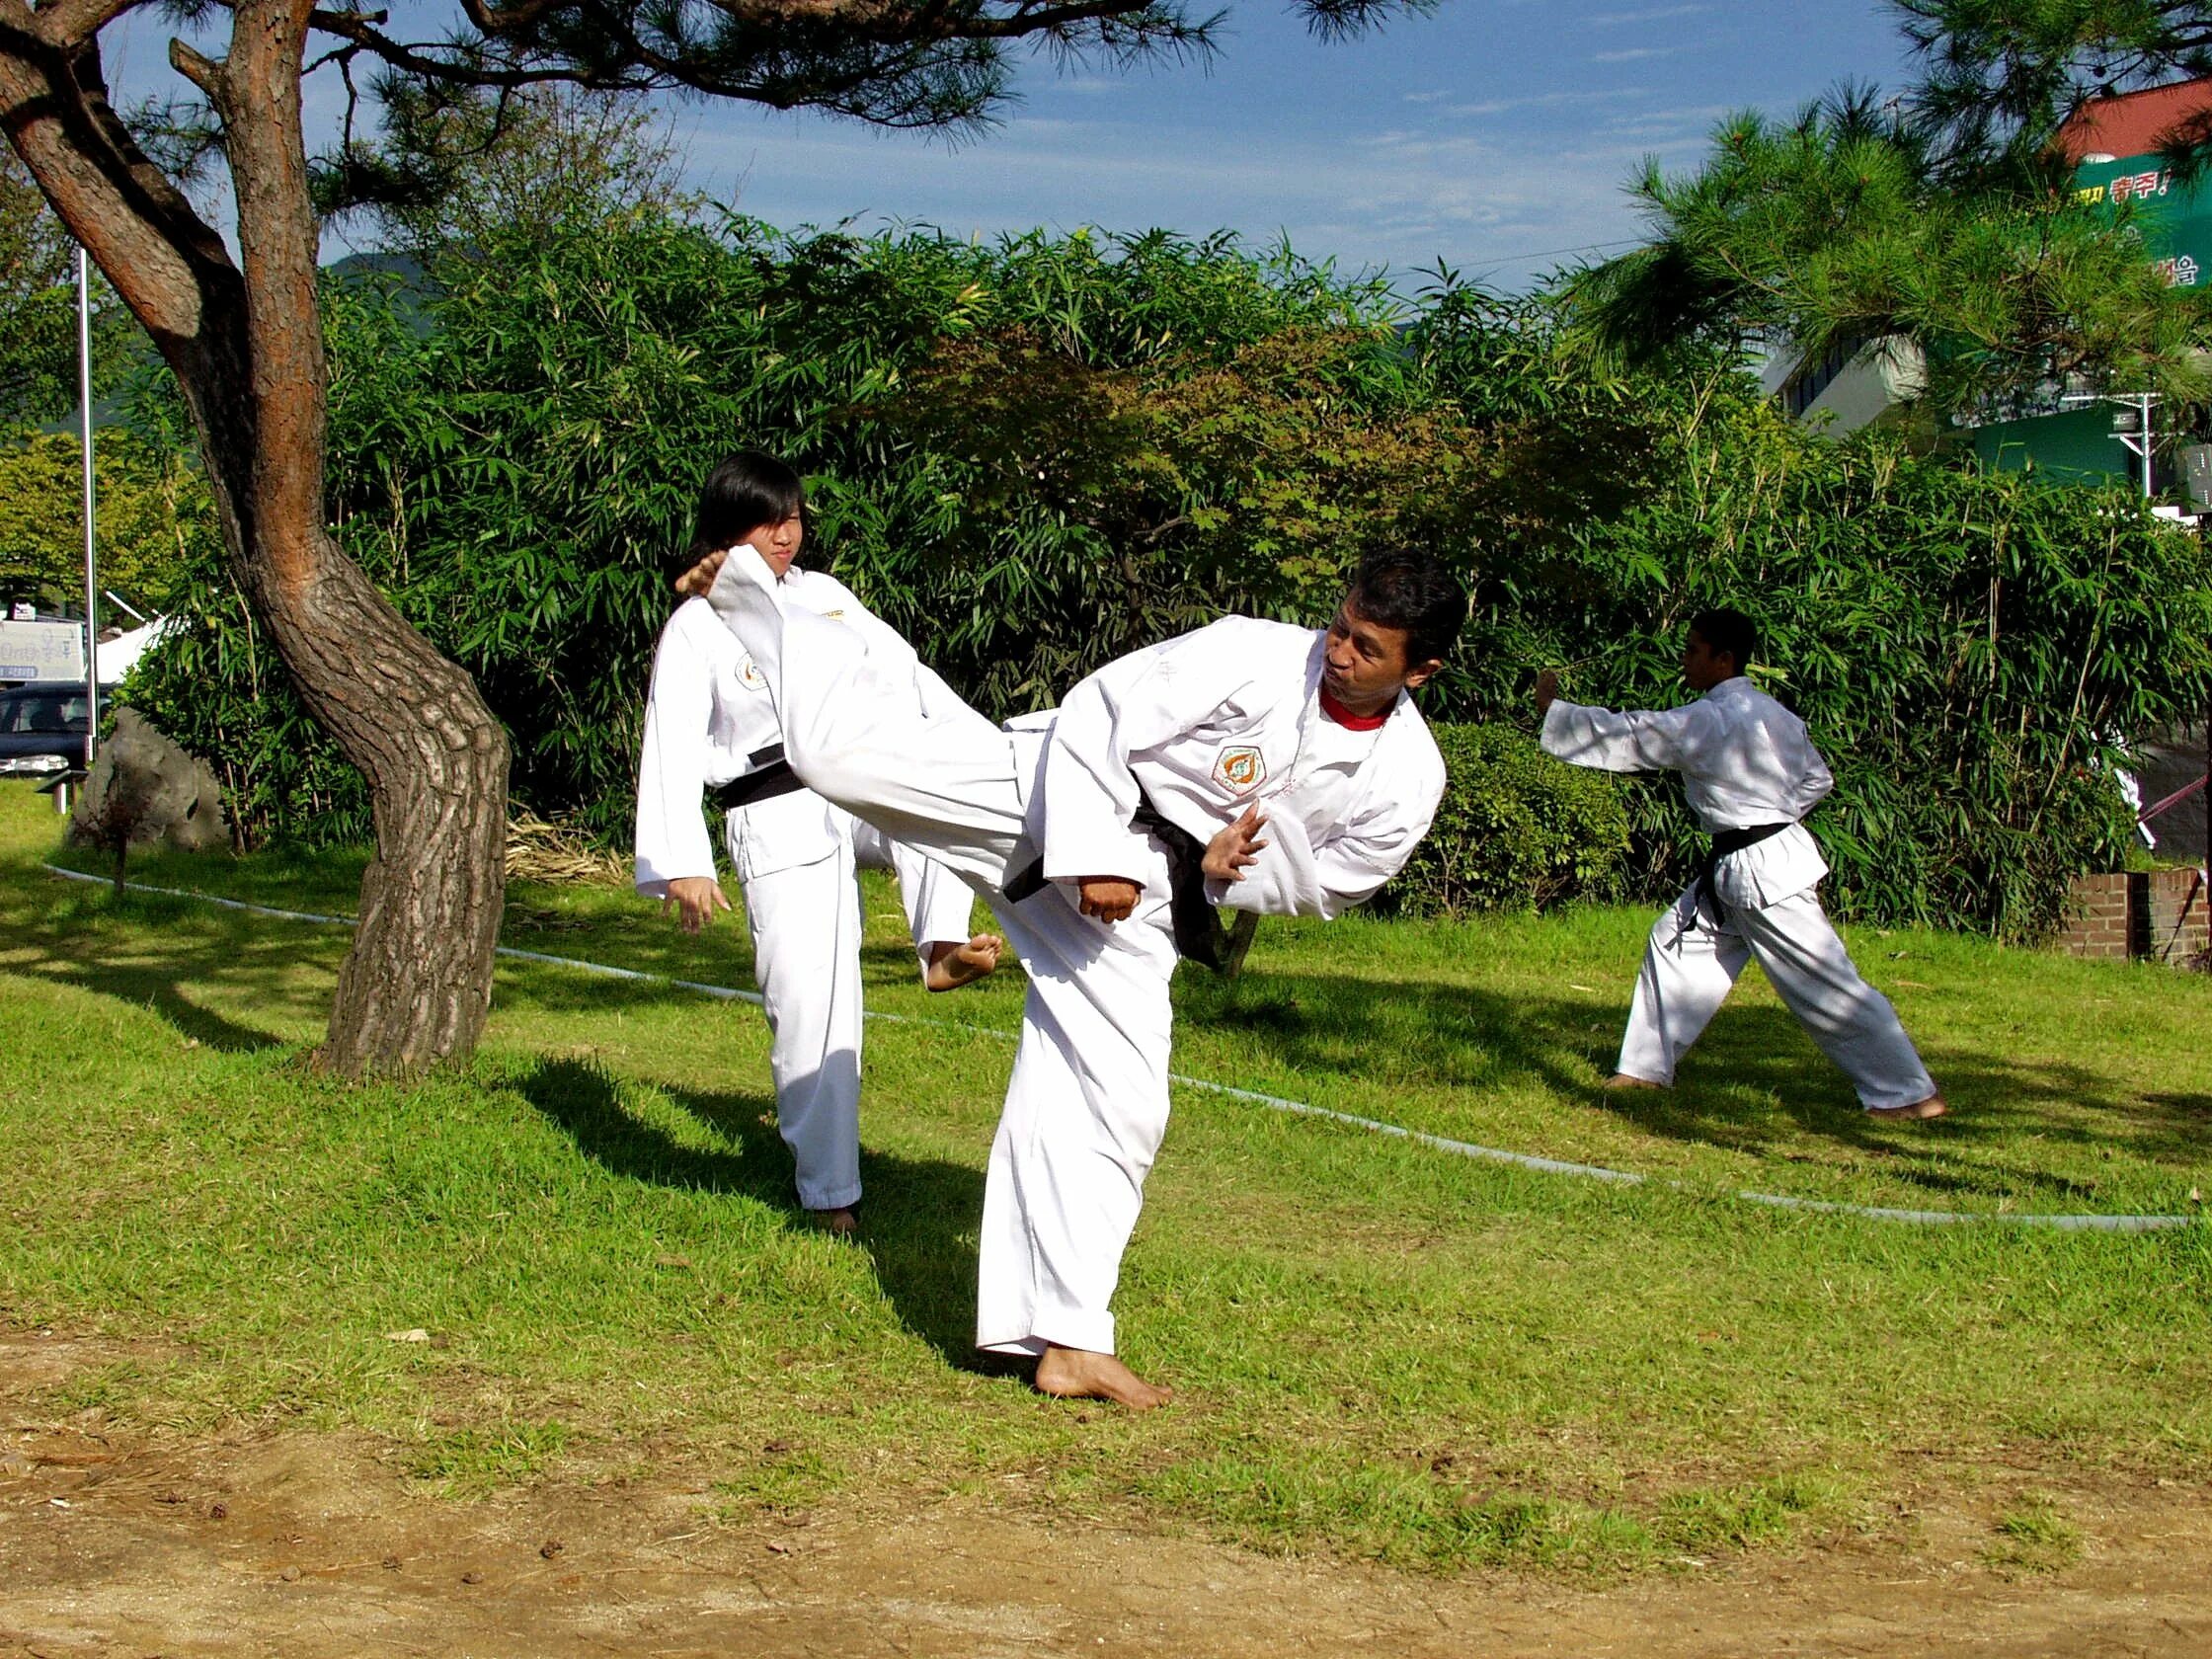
118,211,2212,935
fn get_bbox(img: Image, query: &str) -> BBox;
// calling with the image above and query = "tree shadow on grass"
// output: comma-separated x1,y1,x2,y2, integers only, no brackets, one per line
0,883,326,1052
514,1056,988,1368
1177,960,2212,1208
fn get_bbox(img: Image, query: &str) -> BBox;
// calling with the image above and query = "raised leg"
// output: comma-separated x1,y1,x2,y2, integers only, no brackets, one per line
705,546,1028,891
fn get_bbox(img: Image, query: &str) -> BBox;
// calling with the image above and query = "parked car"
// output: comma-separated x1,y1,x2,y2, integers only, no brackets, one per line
0,683,104,776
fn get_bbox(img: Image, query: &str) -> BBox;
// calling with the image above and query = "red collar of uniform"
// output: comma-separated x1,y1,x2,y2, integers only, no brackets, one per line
1318,686,1390,731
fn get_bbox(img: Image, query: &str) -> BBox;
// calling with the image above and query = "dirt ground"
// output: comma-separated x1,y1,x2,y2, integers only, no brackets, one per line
4,1331,2209,1658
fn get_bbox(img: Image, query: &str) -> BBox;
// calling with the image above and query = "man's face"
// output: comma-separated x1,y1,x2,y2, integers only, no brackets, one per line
1681,629,1737,691
1323,597,1439,718
743,512,806,581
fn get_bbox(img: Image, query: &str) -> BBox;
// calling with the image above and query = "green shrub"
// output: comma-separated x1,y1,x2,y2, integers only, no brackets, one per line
119,212,2212,941
1382,724,1629,917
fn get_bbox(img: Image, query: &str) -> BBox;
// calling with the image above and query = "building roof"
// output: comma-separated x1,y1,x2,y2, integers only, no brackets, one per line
2055,79,2212,164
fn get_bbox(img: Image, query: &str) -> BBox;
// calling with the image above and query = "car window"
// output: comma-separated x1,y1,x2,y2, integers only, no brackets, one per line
0,692,85,733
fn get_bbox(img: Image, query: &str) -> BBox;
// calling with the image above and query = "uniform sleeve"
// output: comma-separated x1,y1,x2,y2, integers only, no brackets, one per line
1540,697,1718,775
1789,736,1836,818
1210,747,1445,921
633,623,719,900
1038,623,1256,886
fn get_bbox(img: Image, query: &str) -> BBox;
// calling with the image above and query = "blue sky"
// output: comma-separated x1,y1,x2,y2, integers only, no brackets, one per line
106,0,1920,291
656,0,1921,290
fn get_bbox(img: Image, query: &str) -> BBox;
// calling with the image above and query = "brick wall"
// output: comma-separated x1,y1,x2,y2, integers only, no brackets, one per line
2059,872,2139,960
2060,868,2206,965
2143,867,2209,965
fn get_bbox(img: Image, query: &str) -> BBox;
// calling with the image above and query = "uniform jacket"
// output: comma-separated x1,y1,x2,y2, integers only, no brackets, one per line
1540,674,1835,908
634,574,939,892
1026,615,1447,920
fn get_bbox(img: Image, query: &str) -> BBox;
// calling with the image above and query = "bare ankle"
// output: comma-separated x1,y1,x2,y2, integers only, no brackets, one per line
1033,1344,1172,1411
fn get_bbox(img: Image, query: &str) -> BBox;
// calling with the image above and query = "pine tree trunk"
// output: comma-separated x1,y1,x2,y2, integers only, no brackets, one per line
238,531,510,1073
0,0,512,1075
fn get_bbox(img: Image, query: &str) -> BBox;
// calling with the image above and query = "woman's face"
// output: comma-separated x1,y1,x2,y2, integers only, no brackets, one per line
742,511,806,580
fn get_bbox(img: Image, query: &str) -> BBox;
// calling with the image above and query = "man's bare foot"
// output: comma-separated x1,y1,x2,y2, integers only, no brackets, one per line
1866,1092,1947,1122
1604,1071,1666,1091
924,933,1003,992
1033,1344,1172,1411
808,1206,858,1235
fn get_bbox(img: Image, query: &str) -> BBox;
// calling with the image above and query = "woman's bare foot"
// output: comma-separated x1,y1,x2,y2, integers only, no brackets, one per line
924,933,1004,992
1866,1092,1947,1122
808,1206,858,1235
1604,1071,1665,1091
1033,1344,1172,1411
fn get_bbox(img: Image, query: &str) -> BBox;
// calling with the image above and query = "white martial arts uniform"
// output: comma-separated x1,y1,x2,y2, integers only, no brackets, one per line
635,587,977,1212
701,547,1445,1355
1540,675,1936,1111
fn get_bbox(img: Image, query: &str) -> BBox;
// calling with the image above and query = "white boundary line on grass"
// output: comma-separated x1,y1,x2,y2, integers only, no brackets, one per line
42,862,2197,1235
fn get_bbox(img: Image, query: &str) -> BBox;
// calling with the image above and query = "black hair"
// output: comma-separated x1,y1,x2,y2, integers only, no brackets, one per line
1346,550,1467,668
666,449,806,586
1688,606,1759,672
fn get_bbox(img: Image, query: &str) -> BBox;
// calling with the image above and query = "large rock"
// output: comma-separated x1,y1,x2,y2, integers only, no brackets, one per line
67,708,230,882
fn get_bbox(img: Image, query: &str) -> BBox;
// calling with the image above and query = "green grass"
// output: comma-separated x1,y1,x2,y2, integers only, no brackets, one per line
1985,1495,2087,1574
407,1420,573,1497
4,780,2211,1579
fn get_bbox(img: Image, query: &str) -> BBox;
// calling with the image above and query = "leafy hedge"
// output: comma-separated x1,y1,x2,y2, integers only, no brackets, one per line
118,208,2212,937
1448,413,2210,937
1382,725,1628,917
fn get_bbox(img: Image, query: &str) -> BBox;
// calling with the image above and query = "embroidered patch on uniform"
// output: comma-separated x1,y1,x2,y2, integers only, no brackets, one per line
823,608,846,620
738,658,767,693
1213,745,1267,794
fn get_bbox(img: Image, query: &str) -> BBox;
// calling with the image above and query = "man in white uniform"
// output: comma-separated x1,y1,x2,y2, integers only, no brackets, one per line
635,451,1002,1233
675,540,1465,1408
1536,608,1945,1122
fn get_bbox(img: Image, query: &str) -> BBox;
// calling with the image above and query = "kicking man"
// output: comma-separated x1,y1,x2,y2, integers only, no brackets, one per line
1536,607,1945,1122
636,451,1003,1234
675,540,1464,1408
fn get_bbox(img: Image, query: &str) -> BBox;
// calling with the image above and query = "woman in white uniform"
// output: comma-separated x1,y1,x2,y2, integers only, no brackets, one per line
634,451,1003,1232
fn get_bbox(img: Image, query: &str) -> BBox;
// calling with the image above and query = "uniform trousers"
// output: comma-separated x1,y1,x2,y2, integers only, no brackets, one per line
708,549,1180,1355
1620,881,1936,1111
736,813,977,1212
977,848,1179,1357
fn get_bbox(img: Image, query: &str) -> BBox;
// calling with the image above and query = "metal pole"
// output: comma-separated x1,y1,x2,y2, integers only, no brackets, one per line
76,243,97,770
2141,391,2155,500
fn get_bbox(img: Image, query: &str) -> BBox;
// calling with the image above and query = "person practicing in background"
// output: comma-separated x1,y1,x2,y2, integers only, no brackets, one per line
1535,607,1946,1123
635,450,1004,1235
672,539,1464,1410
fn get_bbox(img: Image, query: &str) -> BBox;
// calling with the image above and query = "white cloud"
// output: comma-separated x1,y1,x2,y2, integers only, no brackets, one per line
683,111,1652,290
1445,89,1635,118
1594,46,1681,62
1588,4,1711,24
1044,77,1127,98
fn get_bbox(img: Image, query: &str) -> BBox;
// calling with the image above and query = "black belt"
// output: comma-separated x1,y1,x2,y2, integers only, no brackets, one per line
1000,788,1230,970
1690,821,1793,920
709,744,804,811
